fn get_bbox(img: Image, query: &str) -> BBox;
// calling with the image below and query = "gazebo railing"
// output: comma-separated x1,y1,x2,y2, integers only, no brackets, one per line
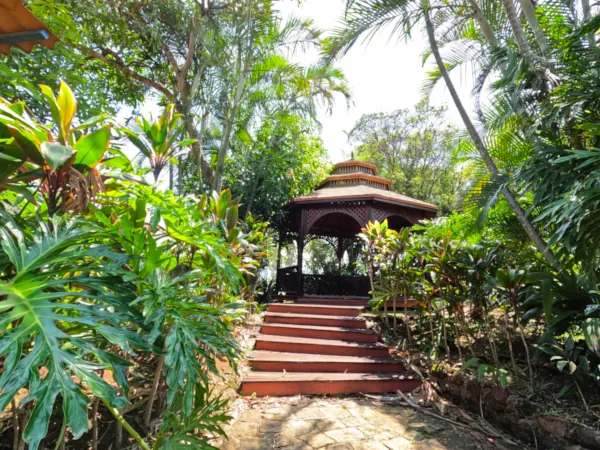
276,266,300,295
303,274,370,297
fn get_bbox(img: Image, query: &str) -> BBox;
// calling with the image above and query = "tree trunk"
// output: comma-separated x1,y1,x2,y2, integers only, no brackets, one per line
213,44,252,193
518,0,549,56
423,7,560,271
468,0,500,49
501,0,533,59
184,115,214,188
582,0,596,47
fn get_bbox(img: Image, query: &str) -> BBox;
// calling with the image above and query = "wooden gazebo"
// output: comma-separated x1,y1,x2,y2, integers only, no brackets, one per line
276,160,437,298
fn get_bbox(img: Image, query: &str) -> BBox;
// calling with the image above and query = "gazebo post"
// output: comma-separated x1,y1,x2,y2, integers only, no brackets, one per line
297,210,307,296
276,229,283,271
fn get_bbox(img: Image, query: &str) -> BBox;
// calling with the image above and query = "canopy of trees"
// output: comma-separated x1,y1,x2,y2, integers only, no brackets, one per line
348,101,465,214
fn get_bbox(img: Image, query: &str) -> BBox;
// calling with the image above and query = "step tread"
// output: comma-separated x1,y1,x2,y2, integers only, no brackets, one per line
269,303,364,311
256,333,386,349
260,323,376,335
249,350,399,364
243,371,416,382
265,312,366,321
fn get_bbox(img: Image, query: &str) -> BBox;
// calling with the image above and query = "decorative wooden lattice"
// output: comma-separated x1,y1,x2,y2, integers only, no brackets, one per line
303,274,370,297
305,203,369,236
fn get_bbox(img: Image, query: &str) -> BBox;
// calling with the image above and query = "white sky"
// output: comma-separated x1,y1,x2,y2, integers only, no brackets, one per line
277,0,475,162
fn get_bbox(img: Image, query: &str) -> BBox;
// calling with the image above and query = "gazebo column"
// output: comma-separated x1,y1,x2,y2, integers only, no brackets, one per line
297,209,307,295
336,237,344,275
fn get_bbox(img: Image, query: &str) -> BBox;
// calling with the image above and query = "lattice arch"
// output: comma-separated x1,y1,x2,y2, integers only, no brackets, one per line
304,204,368,237
372,206,419,227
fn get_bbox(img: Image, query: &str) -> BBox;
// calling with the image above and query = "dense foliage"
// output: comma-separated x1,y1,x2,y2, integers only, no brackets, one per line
0,83,268,449
337,0,600,419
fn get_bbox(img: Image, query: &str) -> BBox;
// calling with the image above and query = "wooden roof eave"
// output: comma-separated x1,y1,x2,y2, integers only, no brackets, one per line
286,193,438,214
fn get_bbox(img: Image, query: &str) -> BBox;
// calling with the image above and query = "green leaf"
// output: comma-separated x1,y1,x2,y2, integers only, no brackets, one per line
557,360,568,372
39,84,66,144
557,383,572,399
40,142,74,171
456,357,479,374
56,81,77,138
583,318,600,356
74,127,111,168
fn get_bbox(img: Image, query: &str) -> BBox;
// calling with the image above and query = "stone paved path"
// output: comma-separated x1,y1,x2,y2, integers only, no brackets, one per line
217,396,482,450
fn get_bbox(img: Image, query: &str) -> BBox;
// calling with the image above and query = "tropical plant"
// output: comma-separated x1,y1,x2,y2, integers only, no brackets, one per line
0,81,130,216
121,104,196,183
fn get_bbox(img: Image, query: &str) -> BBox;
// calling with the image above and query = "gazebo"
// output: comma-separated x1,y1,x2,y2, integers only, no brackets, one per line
275,160,437,298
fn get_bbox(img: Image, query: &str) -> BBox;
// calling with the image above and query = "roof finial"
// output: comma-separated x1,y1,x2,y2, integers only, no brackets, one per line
350,150,354,160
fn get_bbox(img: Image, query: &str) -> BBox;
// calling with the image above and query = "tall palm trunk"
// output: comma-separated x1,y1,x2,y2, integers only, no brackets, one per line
423,7,560,271
518,0,549,56
582,0,596,47
501,0,533,59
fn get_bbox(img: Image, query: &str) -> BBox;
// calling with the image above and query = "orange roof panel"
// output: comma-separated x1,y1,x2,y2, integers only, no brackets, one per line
0,0,58,55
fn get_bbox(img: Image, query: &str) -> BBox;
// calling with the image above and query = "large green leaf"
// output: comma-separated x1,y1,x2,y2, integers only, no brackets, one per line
74,127,111,168
40,142,73,171
0,218,147,450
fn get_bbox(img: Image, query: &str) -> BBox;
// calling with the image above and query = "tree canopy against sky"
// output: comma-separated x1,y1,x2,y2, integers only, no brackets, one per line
348,100,465,214
3,0,350,200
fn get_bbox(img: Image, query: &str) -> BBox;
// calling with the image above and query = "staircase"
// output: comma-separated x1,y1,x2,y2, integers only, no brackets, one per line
240,297,420,396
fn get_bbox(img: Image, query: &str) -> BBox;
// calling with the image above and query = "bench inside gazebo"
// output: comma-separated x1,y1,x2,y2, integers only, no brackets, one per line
240,160,438,397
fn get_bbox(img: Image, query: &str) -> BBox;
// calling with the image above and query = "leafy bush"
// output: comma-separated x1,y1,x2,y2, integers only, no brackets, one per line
0,83,268,449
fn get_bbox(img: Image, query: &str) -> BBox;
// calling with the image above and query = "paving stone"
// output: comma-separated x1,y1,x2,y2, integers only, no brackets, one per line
297,431,336,448
317,419,347,432
284,419,322,436
351,441,392,450
325,444,355,450
372,430,397,441
382,436,413,450
260,419,284,433
319,406,353,418
292,407,326,420
324,427,366,443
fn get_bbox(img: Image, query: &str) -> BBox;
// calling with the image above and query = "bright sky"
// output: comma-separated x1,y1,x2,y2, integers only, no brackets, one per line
277,0,474,162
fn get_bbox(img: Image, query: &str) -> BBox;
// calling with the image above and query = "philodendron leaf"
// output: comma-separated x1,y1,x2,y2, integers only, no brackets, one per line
0,218,146,450
40,142,73,171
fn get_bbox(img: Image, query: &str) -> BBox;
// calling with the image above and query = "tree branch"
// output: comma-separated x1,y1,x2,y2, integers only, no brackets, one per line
70,42,174,102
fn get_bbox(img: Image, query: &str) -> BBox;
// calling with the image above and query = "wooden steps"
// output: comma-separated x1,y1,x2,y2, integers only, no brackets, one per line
264,312,367,329
249,350,404,373
240,296,420,396
255,334,390,357
266,303,363,317
260,323,378,343
241,372,420,396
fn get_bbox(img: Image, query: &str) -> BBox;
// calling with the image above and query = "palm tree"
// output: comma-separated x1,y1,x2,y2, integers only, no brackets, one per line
328,0,560,269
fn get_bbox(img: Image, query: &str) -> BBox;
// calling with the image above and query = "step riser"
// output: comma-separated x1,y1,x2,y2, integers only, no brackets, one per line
241,379,421,396
265,316,366,329
255,340,390,357
260,325,378,343
250,361,405,373
268,304,361,317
